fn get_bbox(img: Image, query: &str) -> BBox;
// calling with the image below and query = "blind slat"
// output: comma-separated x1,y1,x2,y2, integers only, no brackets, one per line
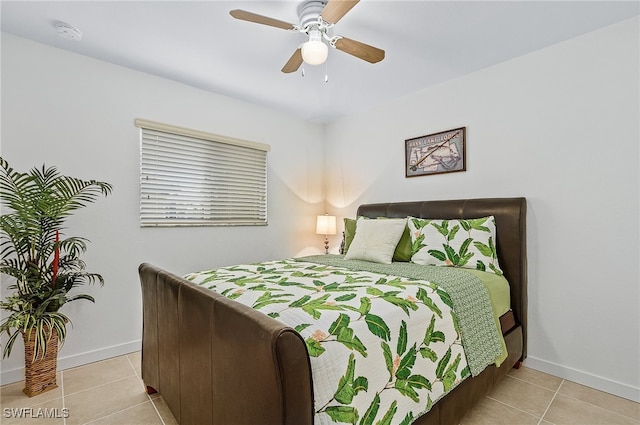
139,125,268,227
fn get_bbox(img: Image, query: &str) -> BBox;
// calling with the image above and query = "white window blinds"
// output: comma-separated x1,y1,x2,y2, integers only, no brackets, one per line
136,119,269,227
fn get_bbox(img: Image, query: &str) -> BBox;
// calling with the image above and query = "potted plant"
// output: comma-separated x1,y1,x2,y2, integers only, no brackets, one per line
0,157,112,396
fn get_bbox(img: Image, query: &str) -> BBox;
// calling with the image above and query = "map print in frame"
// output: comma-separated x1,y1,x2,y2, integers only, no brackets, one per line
405,127,466,177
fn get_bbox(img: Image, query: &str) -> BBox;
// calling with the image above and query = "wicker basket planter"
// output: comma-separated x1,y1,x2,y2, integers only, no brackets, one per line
22,329,59,397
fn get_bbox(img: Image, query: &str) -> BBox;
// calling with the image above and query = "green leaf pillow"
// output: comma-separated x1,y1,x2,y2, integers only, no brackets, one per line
343,217,412,262
407,216,503,275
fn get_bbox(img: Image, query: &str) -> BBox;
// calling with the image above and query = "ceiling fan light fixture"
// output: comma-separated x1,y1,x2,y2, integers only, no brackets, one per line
301,39,328,65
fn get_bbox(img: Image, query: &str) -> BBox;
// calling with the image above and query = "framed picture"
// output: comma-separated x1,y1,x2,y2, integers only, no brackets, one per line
405,127,466,177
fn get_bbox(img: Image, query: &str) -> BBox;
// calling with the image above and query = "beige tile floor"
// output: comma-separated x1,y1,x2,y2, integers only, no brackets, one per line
1,352,638,425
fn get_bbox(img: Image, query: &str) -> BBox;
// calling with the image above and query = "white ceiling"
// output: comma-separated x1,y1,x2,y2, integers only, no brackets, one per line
2,1,638,123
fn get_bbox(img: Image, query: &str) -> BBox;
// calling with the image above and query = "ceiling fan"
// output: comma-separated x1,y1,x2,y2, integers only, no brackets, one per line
230,0,385,73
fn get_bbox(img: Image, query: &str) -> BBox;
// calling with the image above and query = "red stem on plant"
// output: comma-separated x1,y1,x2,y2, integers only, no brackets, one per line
52,230,59,287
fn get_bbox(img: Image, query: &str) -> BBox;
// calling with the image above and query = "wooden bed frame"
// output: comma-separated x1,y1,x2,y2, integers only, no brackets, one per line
139,197,527,425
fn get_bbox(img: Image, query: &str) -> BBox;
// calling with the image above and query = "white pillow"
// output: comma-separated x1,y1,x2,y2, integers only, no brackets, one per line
344,217,407,264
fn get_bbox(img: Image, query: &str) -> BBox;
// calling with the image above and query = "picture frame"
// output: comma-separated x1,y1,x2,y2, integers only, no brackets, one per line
405,127,466,177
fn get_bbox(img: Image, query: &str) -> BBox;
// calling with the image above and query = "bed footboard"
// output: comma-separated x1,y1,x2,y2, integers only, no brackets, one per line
139,263,314,425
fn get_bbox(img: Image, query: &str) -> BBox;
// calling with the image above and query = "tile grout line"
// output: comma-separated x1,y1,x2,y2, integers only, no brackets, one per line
82,400,152,425
62,374,134,398
147,394,167,425
537,379,563,425
507,375,564,392
559,393,640,422
528,375,640,423
484,373,559,423
125,353,167,425
484,394,544,422
507,374,640,422
509,371,640,422
69,355,160,425
60,370,66,425
507,372,562,393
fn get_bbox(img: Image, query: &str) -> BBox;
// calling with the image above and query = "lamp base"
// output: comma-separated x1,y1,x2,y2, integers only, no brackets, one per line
324,236,329,254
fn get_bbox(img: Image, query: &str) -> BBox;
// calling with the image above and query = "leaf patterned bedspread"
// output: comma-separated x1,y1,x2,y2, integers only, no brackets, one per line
185,255,505,425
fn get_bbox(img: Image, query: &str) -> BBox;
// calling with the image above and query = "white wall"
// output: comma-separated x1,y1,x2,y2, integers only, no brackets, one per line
324,17,639,402
0,33,325,383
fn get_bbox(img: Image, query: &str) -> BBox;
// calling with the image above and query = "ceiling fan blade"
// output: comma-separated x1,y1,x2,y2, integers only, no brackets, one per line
229,10,297,30
282,48,303,73
321,0,359,24
334,37,385,63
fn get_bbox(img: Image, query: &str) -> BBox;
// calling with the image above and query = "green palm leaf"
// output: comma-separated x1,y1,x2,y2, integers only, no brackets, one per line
376,400,398,425
0,157,111,360
325,406,359,425
359,393,380,425
365,313,391,341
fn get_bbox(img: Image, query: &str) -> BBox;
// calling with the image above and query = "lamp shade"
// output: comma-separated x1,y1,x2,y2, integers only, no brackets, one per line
316,214,337,235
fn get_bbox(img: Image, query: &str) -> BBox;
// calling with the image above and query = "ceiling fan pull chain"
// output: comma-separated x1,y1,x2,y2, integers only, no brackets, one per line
325,61,329,83
301,65,306,77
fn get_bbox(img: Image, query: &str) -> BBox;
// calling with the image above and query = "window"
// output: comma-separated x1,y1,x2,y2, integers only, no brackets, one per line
136,119,269,227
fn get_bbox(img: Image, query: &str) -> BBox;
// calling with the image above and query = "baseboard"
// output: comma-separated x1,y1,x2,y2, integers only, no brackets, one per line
525,355,640,403
1,340,142,386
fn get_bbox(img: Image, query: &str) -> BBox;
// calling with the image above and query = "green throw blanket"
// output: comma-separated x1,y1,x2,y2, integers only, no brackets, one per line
299,255,506,374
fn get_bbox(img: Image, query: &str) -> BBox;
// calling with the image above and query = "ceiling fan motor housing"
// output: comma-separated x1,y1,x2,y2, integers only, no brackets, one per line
297,0,328,30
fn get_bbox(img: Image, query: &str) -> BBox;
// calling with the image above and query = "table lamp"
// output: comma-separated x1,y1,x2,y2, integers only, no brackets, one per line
316,213,337,254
